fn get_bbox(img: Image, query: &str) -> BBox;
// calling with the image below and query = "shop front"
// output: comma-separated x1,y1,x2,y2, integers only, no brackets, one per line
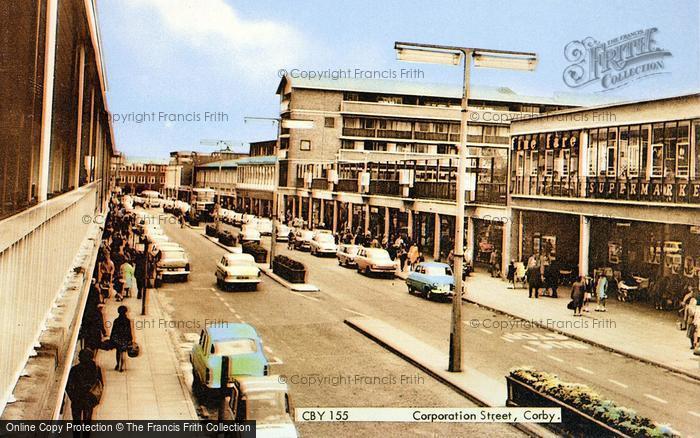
412,211,435,255
472,218,504,268
519,211,579,271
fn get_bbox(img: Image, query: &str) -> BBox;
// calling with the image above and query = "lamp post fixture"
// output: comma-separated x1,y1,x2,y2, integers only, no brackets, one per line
395,41,537,373
244,117,314,269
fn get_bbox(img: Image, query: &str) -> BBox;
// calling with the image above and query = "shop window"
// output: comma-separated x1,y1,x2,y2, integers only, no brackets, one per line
558,149,570,177
597,129,608,177
640,125,651,179
650,144,664,177
515,151,525,177
529,151,538,176
588,129,597,176
677,142,690,178
618,127,628,178
544,150,554,177
628,126,640,177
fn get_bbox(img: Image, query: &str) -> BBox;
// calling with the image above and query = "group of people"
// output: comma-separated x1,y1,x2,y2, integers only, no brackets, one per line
67,196,140,421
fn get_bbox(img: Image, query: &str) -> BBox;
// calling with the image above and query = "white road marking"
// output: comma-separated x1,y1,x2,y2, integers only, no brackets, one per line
293,293,320,302
268,359,284,365
522,345,538,353
547,355,564,363
501,337,515,343
218,296,225,302
576,366,594,375
607,379,629,389
343,308,369,317
644,394,668,404
688,410,700,419
264,346,274,353
210,288,215,291
234,313,241,319
184,333,200,342
479,328,493,335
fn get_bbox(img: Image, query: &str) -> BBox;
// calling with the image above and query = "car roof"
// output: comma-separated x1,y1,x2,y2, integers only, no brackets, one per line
224,253,255,262
207,323,259,341
235,376,289,394
420,262,451,269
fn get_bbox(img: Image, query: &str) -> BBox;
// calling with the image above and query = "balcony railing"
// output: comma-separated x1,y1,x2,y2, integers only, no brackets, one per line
369,180,400,196
415,131,449,141
475,182,508,205
311,178,329,190
377,129,412,139
336,179,359,193
412,181,456,201
342,127,376,137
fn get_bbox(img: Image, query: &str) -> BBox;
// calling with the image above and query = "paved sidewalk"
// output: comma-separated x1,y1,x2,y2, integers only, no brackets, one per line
92,290,198,420
345,317,556,438
398,268,700,378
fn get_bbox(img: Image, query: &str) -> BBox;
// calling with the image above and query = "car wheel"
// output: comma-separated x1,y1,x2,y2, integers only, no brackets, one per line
424,288,432,300
338,258,343,266
364,267,371,276
407,285,413,294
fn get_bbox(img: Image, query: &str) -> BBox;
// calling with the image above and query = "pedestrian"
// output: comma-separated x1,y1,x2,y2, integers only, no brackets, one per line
526,263,540,299
595,272,608,312
287,230,295,250
98,253,115,286
582,276,593,312
506,260,516,289
66,349,103,422
489,249,500,278
134,248,147,300
570,276,585,316
80,303,106,352
407,244,420,271
544,262,560,298
120,255,136,298
109,305,133,372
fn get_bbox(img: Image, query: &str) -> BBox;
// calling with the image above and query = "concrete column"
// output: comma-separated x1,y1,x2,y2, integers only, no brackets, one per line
72,45,85,189
320,199,325,228
37,0,59,201
517,210,523,262
307,197,313,227
364,205,370,234
579,131,589,197
501,215,512,278
433,213,441,260
384,207,390,238
332,200,338,233
407,210,413,239
297,194,302,219
466,216,475,264
579,215,590,277
348,203,353,231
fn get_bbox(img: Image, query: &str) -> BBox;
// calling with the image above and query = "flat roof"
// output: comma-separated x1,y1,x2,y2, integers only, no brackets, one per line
208,324,258,341
277,76,596,107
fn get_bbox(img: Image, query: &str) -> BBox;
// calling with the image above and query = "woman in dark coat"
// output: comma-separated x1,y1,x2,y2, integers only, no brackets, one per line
110,305,133,372
66,349,104,421
80,303,106,352
570,276,585,316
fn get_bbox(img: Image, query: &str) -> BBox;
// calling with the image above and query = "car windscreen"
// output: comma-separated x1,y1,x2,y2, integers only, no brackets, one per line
317,235,334,243
345,246,359,255
368,249,391,260
162,250,186,259
214,338,257,355
424,266,452,276
245,392,288,422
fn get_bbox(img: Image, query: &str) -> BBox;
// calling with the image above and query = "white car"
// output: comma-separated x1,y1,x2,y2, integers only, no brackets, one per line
355,247,397,277
255,218,273,235
242,214,256,225
336,244,359,267
215,253,261,290
156,247,190,284
309,233,337,257
293,230,314,251
276,223,291,242
152,241,182,252
231,212,244,226
240,225,261,243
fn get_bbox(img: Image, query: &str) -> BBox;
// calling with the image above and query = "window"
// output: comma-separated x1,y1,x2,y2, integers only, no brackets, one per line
300,140,311,151
128,175,135,183
434,123,448,133
529,151,538,176
149,176,155,184
677,122,690,178
160,177,165,183
588,129,597,176
344,92,359,101
324,117,335,128
515,151,525,177
606,128,617,177
377,96,402,104
618,127,628,178
343,117,361,128
417,122,431,132
544,150,554,177
651,144,664,177
628,126,640,177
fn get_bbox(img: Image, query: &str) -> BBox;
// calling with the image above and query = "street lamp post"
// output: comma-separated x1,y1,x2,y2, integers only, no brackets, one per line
395,41,537,372
244,117,314,269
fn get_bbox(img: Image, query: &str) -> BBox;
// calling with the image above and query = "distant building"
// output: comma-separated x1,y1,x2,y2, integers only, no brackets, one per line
111,156,169,194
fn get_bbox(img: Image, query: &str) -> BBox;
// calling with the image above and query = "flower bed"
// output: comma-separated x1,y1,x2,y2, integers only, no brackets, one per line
242,242,268,263
508,367,678,437
218,231,237,247
205,224,218,237
272,255,306,284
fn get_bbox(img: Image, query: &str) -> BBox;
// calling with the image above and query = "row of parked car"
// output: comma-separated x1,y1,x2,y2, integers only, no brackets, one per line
287,228,458,301
134,211,191,286
190,323,298,436
162,198,191,215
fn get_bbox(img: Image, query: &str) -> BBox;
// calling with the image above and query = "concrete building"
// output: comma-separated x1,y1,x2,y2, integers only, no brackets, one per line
0,0,116,417
273,76,580,265
111,156,169,194
509,93,700,284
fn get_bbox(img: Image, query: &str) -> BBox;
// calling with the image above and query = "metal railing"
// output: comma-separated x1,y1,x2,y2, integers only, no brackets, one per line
0,182,100,413
369,180,400,196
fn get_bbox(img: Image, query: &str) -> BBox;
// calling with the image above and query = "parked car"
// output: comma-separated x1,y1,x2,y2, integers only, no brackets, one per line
215,253,262,290
231,212,244,226
255,218,273,236
292,230,314,251
155,247,190,285
406,262,456,301
219,208,232,224
242,214,256,225
275,223,291,242
190,325,269,397
240,225,261,243
355,247,397,277
152,241,182,252
309,233,337,257
336,244,359,267
222,376,298,437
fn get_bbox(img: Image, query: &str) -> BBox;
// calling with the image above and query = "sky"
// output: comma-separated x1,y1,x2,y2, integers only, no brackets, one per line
98,0,700,158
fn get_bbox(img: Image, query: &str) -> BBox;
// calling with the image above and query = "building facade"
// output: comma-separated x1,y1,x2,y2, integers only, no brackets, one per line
111,156,169,194
274,76,579,265
0,0,115,417
509,93,700,283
